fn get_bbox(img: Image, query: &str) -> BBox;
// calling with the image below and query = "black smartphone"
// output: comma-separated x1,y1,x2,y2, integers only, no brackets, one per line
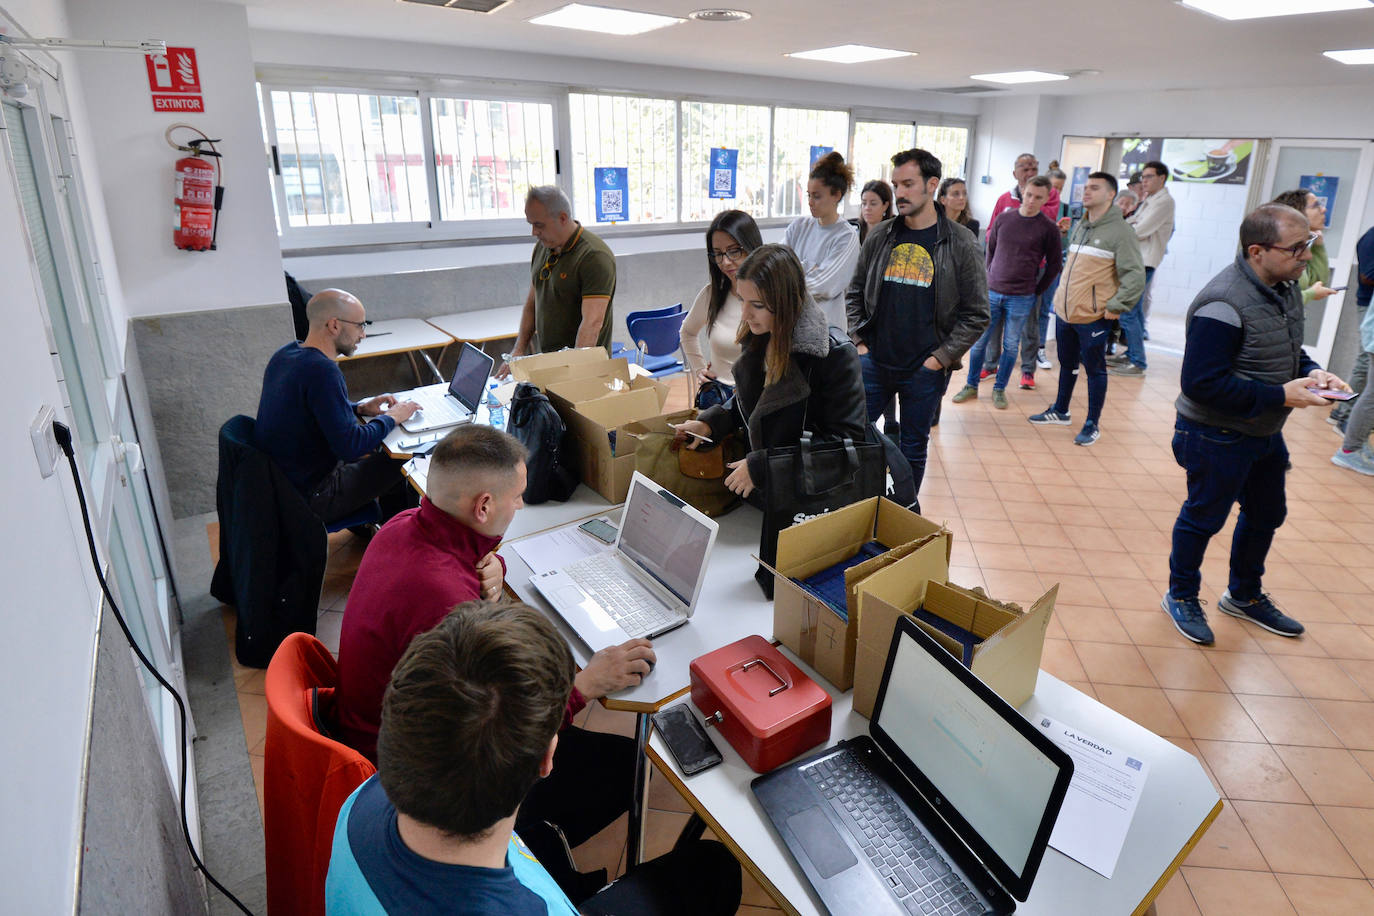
652,705,722,776
578,516,618,544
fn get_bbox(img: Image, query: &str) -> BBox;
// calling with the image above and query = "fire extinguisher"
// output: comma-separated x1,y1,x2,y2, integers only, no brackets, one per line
166,124,224,251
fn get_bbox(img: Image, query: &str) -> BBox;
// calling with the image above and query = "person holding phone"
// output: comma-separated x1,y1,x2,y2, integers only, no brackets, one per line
679,210,762,399
1271,188,1337,305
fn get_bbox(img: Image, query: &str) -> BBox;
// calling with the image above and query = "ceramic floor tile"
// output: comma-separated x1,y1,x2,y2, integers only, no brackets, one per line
1309,699,1374,750
1153,870,1200,916
1092,684,1188,738
1118,607,1198,649
1305,622,1374,661
315,609,345,655
1193,740,1308,804
1039,638,1086,682
1165,690,1265,743
1182,866,1297,916
1140,645,1231,692
1075,641,1159,687
1230,800,1363,878
238,691,267,754
1272,746,1374,808
1235,694,1344,748
1182,802,1268,871
1274,874,1374,916
1054,604,1132,644
1021,544,1087,576
571,812,627,882
1206,651,1299,697
1317,806,1374,878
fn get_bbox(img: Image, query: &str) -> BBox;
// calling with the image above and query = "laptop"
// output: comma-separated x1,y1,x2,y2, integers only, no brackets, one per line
529,471,719,652
752,617,1074,916
400,342,495,433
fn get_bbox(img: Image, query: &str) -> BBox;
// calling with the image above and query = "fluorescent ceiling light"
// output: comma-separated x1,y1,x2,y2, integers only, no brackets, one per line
786,44,914,64
528,3,684,35
969,70,1069,84
1178,0,1370,20
1324,47,1374,64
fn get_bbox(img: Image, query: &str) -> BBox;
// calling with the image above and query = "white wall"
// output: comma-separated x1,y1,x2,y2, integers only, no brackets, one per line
968,94,1045,229
66,0,284,318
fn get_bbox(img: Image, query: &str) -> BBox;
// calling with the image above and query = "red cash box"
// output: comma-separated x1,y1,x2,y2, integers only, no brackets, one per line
689,635,832,774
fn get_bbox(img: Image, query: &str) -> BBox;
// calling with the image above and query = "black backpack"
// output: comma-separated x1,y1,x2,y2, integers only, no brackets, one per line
508,382,579,503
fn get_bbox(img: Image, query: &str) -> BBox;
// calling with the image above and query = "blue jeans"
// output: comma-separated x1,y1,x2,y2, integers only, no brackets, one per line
861,354,951,496
1051,316,1111,423
1168,417,1288,601
1119,266,1154,369
966,292,1035,390
1021,272,1061,373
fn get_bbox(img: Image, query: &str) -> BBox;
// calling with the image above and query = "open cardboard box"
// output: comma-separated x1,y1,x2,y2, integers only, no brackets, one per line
509,347,613,389
764,497,951,691
852,555,1058,718
544,368,669,502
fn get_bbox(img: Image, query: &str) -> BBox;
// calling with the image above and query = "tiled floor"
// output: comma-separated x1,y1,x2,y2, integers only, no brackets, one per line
222,347,1374,914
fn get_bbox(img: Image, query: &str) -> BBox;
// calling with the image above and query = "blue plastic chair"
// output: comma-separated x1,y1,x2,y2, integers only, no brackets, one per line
627,310,690,378
612,303,682,361
325,501,381,535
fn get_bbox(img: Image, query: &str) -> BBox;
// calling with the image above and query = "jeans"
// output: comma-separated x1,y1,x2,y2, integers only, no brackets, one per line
966,292,1035,390
861,354,951,496
1052,316,1111,423
1119,266,1155,369
1342,354,1374,451
1021,272,1061,373
307,452,413,525
1168,417,1288,601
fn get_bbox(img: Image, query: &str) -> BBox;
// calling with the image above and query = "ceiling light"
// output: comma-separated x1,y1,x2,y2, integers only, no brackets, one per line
529,3,684,35
969,70,1070,84
687,8,752,22
786,44,914,64
1324,47,1374,64
1178,0,1370,21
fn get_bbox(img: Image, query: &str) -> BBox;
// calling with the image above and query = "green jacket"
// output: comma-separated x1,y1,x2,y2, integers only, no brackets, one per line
1300,238,1329,305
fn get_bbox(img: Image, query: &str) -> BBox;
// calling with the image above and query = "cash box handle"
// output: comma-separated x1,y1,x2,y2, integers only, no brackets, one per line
741,657,790,697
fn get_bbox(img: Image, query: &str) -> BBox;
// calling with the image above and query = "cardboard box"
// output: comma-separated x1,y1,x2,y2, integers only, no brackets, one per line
768,497,950,691
509,347,611,388
852,554,1057,718
544,370,669,502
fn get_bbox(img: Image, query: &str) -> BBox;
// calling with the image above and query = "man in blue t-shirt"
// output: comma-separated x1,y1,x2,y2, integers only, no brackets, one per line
326,600,742,916
254,289,419,525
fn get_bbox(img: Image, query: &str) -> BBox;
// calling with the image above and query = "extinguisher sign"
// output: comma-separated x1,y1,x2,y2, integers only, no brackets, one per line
146,47,204,113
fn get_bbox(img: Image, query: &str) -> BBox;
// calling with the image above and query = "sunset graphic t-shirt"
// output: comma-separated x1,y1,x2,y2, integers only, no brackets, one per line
868,222,939,372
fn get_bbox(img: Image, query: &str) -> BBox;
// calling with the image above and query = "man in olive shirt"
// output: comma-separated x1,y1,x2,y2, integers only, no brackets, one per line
499,186,616,375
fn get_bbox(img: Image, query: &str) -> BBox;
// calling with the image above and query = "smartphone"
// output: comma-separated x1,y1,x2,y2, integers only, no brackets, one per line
1329,285,1349,293
652,705,722,776
578,516,619,544
672,423,714,446
1308,387,1357,401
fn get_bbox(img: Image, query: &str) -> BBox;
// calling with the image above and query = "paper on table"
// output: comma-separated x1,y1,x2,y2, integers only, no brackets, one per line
1034,713,1150,879
511,524,611,576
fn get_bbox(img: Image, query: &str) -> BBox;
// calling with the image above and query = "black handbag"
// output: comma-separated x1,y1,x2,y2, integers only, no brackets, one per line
694,377,734,410
508,382,579,504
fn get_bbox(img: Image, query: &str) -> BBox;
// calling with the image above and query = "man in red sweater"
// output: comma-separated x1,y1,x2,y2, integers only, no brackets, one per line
335,423,654,897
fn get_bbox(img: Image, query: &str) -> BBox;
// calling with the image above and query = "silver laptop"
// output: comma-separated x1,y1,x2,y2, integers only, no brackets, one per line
401,342,495,433
530,471,719,652
753,616,1074,915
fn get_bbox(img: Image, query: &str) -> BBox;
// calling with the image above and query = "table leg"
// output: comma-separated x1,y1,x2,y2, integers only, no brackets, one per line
626,711,651,869
419,347,445,384
405,351,424,385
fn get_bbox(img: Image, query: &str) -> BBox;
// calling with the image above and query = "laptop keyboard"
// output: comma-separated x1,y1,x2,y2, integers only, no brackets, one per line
409,390,470,425
564,554,681,639
805,750,986,916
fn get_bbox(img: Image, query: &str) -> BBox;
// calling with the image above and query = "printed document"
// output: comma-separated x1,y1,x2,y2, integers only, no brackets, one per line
511,524,610,576
1034,714,1150,878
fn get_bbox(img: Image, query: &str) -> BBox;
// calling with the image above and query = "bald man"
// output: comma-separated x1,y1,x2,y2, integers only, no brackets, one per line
254,289,420,525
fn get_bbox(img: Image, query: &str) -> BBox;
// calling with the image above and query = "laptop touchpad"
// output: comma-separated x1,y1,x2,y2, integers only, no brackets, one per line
787,806,857,879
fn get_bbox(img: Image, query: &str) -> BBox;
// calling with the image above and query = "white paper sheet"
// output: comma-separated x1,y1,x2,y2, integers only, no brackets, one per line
511,523,612,576
1034,714,1150,879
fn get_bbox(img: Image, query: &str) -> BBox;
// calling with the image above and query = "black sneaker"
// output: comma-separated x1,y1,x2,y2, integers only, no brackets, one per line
1219,592,1304,637
1162,594,1214,645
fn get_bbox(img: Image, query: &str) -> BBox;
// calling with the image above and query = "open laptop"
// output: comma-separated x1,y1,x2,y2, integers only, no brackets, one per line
400,342,495,433
752,616,1074,916
530,471,719,652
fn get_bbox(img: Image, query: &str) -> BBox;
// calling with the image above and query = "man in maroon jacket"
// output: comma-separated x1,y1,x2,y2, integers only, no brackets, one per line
335,423,654,897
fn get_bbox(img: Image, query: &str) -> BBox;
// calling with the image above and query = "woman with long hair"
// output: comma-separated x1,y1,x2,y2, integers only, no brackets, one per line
858,179,893,244
783,151,861,329
937,177,979,237
680,209,763,394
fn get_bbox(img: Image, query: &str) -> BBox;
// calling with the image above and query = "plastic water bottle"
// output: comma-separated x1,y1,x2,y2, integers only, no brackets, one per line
486,381,505,430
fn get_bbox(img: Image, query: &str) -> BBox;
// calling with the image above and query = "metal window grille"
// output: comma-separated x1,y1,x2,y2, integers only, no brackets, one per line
568,92,676,225
679,100,771,222
916,124,970,180
431,96,556,221
850,121,916,205
770,107,850,219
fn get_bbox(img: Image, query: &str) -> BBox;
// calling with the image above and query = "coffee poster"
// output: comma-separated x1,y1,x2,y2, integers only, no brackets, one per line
1119,138,1255,185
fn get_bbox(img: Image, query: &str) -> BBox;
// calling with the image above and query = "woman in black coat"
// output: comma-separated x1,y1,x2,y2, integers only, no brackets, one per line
675,243,867,501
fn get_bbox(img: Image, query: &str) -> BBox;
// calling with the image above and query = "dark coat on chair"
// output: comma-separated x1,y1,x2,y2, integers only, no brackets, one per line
210,414,326,668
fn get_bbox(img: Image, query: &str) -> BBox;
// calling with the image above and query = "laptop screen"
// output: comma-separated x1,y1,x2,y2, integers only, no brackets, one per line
872,618,1071,899
448,343,496,410
616,475,714,605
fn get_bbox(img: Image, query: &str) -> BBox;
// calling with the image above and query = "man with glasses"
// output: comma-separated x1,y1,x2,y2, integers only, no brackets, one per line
498,186,616,376
255,288,420,526
1109,160,1175,378
1161,204,1349,646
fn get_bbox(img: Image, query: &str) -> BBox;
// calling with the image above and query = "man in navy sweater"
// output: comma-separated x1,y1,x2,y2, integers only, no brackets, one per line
255,289,420,525
1162,204,1349,646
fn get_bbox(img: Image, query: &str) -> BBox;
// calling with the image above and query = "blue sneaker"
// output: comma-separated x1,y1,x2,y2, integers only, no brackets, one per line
1029,407,1071,426
1218,592,1304,637
1074,420,1100,446
1162,594,1214,645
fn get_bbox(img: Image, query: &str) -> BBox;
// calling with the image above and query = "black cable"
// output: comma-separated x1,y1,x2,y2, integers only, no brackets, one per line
53,421,255,916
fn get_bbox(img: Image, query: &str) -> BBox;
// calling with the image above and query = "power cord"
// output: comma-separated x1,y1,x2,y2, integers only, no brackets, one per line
53,420,255,915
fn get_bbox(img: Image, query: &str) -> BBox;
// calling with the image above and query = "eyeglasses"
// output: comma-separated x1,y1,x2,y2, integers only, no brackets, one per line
337,318,372,330
1260,232,1320,259
710,246,748,263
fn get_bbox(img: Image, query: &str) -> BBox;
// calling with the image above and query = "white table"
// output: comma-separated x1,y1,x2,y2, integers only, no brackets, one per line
647,664,1222,916
427,306,525,345
342,318,456,384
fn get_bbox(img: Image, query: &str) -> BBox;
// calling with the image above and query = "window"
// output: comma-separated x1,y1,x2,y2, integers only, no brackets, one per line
916,125,970,180
771,107,850,220
568,93,676,224
850,120,915,203
431,96,556,221
680,101,771,222
267,88,429,226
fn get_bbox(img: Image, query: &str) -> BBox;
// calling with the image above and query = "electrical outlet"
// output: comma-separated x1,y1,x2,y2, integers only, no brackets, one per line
31,405,58,478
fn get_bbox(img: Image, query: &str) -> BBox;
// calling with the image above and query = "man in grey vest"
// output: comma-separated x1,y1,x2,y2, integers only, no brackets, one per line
1162,203,1350,646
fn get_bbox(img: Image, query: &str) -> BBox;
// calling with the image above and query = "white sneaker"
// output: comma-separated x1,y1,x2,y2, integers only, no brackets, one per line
1332,447,1374,476
1036,349,1052,370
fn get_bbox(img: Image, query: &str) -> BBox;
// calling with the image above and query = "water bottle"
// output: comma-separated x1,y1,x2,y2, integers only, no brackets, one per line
485,381,505,430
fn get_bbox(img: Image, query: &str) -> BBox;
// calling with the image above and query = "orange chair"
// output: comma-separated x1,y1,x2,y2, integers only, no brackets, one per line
264,633,376,916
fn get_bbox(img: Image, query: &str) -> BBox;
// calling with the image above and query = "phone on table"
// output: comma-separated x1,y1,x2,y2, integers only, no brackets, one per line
578,516,619,544
1308,387,1357,401
652,705,722,776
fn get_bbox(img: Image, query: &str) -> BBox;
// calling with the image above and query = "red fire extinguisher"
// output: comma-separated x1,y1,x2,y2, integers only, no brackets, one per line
166,124,224,251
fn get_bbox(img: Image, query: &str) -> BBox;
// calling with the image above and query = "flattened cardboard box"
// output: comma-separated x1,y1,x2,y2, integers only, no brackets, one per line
766,497,951,691
852,554,1057,718
545,370,668,502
